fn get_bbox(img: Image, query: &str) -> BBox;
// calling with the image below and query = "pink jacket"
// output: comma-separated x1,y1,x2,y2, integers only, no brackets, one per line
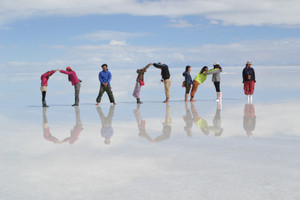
41,70,55,86
60,70,80,86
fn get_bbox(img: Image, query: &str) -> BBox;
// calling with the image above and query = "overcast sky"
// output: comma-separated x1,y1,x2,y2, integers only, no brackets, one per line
1,0,300,71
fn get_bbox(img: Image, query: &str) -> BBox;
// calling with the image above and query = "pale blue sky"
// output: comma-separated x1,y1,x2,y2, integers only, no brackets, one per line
1,0,300,71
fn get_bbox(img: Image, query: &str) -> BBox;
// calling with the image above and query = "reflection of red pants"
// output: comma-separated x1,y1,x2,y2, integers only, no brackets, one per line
243,81,255,95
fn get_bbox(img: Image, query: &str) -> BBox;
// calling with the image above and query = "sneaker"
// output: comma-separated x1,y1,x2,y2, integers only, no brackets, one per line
72,104,78,106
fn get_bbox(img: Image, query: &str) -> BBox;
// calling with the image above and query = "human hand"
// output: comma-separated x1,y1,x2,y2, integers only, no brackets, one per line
103,83,108,87
56,69,60,71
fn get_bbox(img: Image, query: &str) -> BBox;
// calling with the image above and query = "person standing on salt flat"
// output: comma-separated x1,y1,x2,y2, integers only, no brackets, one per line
182,65,193,102
153,62,171,103
96,64,116,105
242,60,256,103
190,66,219,102
212,62,222,102
59,66,81,106
132,63,152,104
40,69,57,107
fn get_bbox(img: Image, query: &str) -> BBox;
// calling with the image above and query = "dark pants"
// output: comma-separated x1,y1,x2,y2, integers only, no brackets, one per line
214,81,220,92
96,85,115,103
74,83,81,105
42,91,46,102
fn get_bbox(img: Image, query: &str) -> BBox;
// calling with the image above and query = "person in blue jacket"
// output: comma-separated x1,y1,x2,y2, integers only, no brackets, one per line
182,65,192,102
96,64,116,105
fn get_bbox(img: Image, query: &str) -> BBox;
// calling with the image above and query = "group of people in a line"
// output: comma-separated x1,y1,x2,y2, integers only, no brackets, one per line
40,60,256,107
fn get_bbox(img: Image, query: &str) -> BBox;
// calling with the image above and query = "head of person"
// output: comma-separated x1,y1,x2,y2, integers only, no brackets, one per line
102,64,108,71
246,60,252,67
200,66,208,74
66,66,72,72
185,65,191,72
213,62,221,69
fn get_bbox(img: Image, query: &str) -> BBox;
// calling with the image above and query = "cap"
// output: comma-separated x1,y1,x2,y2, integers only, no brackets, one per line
66,66,72,71
214,61,220,66
246,60,252,65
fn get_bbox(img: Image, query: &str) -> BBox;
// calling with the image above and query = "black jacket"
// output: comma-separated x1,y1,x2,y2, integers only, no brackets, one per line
242,67,256,82
153,63,170,80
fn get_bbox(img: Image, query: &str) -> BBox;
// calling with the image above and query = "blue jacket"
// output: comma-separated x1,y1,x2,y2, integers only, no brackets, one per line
99,70,112,86
182,71,193,85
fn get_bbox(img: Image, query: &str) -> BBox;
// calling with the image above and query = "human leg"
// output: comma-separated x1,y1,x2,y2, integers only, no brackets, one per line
190,81,199,102
96,85,105,105
214,82,221,101
41,86,48,107
106,85,116,104
163,79,171,103
185,84,191,102
73,83,81,106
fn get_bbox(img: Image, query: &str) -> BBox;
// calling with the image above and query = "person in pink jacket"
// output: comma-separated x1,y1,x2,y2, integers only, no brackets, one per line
60,66,81,106
40,70,57,107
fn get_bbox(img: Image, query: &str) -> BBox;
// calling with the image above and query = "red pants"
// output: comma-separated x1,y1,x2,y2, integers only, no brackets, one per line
243,81,255,95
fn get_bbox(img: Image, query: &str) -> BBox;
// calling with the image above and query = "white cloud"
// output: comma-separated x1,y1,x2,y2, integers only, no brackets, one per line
167,19,194,28
75,30,147,41
0,0,300,27
109,40,127,46
2,37,300,72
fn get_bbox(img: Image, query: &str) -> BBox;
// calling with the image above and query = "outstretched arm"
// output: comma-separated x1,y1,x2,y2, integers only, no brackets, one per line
153,63,166,69
142,63,152,72
60,70,71,75
205,69,219,75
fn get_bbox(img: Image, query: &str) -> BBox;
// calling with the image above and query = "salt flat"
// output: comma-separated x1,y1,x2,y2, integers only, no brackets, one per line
0,66,299,200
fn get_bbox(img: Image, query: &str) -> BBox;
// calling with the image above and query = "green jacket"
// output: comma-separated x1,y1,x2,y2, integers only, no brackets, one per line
194,69,218,84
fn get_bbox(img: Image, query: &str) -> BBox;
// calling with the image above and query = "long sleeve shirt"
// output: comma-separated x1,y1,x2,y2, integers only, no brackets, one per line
99,70,112,86
182,71,193,85
194,69,218,84
136,63,151,82
41,70,55,86
60,70,80,86
153,63,170,80
242,67,256,82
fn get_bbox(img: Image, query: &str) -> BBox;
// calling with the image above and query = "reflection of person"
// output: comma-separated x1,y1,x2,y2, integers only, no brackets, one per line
182,65,193,102
60,67,81,106
62,107,83,144
209,104,223,137
154,103,172,142
132,63,151,104
191,103,209,135
40,70,57,107
133,104,153,142
97,105,115,145
242,60,256,103
212,62,222,102
96,64,116,105
183,102,193,137
42,108,60,143
190,66,219,102
153,62,171,103
243,103,256,137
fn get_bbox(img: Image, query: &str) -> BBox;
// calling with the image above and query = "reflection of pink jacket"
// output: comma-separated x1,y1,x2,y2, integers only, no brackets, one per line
60,70,80,86
43,128,60,143
41,70,55,86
